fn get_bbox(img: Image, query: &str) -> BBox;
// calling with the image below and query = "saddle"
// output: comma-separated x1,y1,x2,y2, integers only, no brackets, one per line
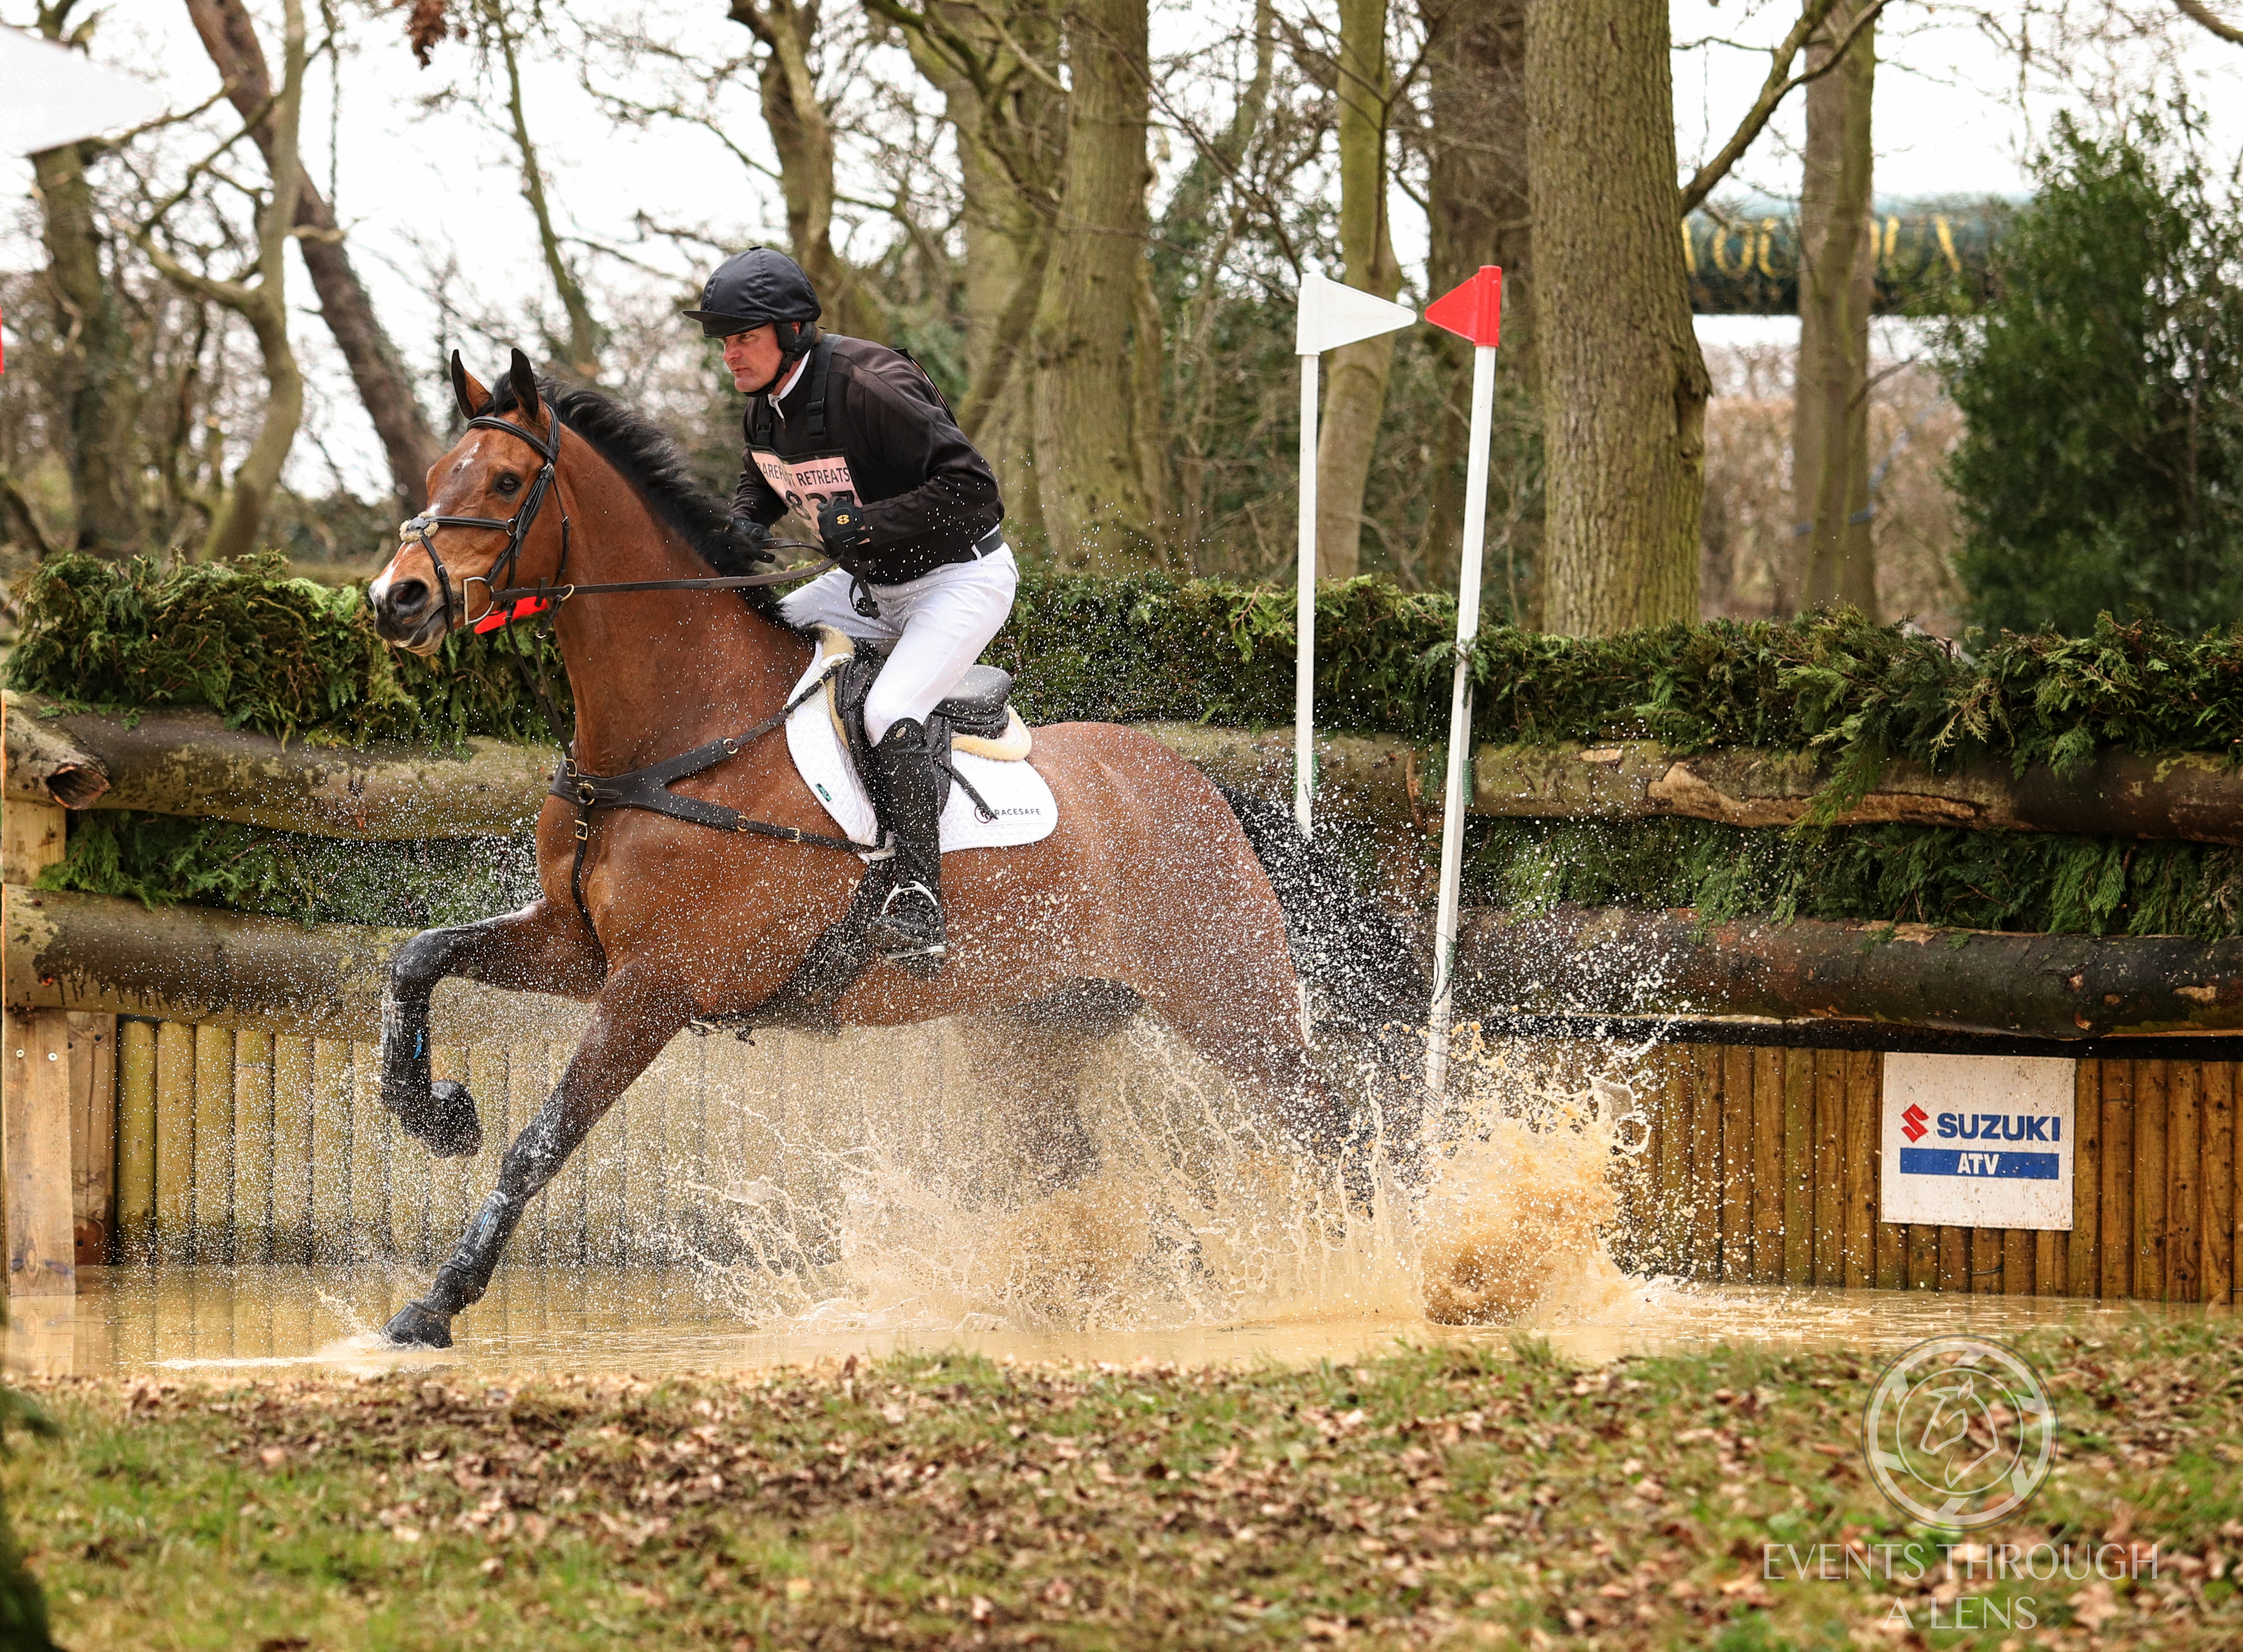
827,636,1031,823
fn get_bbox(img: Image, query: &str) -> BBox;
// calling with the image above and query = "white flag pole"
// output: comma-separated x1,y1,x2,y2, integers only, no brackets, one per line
1295,349,1319,836
1423,339,1499,1102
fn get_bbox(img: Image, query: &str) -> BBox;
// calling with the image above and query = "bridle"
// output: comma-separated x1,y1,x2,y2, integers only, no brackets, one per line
389,406,838,640
395,409,571,638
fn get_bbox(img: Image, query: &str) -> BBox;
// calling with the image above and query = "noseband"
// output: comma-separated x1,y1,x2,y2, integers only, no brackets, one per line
394,411,570,635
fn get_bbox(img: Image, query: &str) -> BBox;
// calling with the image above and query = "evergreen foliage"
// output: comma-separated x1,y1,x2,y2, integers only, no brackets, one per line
15,558,2243,812
1940,105,2243,637
37,811,540,931
1466,817,2243,941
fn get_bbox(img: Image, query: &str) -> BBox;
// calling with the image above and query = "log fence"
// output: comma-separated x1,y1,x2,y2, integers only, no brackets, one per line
12,693,2243,1306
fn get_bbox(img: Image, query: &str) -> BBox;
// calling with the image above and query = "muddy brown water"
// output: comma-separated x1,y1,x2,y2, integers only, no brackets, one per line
3,1266,2209,1381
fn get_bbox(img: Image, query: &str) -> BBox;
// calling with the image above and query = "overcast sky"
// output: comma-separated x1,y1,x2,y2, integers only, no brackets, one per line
5,0,2242,496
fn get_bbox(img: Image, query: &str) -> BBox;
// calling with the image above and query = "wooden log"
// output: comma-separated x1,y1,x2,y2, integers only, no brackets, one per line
352,1040,391,1260
153,1021,195,1262
1781,1049,1813,1285
191,1023,235,1262
2170,1063,2202,1302
308,1040,353,1264
1454,904,2243,1039
2206,1064,2236,1308
66,1011,115,1265
19,687,2243,848
3,1006,76,1295
3,785,75,1296
3,690,553,838
232,1032,275,1265
115,1019,156,1260
270,1036,314,1264
5,884,591,1044
2069,1061,2102,1298
2102,1062,2134,1299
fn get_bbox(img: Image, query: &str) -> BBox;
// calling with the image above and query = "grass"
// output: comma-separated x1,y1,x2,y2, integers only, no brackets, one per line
9,1320,2243,1650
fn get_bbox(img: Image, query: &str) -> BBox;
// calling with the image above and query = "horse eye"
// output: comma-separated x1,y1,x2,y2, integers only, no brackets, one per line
494,473,521,494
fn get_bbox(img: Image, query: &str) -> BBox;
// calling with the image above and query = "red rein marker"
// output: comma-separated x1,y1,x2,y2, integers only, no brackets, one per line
1424,264,1503,347
473,595,552,635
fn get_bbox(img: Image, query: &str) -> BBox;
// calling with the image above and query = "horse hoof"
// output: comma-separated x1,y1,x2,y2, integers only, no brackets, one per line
381,1301,453,1349
423,1080,483,1158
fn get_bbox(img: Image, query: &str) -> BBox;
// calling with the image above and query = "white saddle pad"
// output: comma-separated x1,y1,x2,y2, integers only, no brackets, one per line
784,638,1058,855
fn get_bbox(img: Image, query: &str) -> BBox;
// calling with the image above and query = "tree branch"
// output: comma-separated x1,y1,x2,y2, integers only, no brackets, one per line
2174,0,2243,45
1678,0,1885,220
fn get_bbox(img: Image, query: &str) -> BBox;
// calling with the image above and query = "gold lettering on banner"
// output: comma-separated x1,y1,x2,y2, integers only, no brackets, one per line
1711,224,1752,277
1682,220,1698,275
1935,216,1961,273
1757,219,1782,278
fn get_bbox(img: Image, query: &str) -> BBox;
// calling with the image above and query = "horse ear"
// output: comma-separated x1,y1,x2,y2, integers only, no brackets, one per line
508,348,541,423
450,351,488,420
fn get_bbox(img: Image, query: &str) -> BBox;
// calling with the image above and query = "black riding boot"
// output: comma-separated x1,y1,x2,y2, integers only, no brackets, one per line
865,717,946,977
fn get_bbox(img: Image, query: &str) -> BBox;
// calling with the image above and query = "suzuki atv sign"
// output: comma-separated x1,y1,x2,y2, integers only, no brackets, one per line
1880,1054,2076,1230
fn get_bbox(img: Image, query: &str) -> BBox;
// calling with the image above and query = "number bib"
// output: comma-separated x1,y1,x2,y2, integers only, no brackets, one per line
751,448,859,517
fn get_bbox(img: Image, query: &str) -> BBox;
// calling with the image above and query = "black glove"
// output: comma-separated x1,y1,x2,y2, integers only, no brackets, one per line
721,516,775,566
818,497,873,566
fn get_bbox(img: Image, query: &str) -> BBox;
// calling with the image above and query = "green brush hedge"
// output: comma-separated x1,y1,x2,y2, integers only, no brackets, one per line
12,552,2243,807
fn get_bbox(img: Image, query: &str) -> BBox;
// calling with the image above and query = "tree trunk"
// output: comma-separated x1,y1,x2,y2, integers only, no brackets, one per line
729,0,889,342
1417,0,1533,605
1793,3,1876,616
1454,904,2243,1040
139,0,308,562
28,138,141,557
482,0,600,380
1312,0,1403,581
184,0,442,515
28,1,142,558
1028,0,1163,571
891,0,1068,537
1527,0,1708,635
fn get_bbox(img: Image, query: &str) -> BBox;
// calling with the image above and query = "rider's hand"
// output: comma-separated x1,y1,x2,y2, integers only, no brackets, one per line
818,497,872,563
722,516,775,566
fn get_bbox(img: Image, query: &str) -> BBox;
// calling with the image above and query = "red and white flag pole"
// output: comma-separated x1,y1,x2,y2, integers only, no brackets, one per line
1421,265,1503,1102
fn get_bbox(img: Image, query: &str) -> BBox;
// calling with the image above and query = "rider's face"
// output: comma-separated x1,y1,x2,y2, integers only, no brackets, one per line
721,324,784,393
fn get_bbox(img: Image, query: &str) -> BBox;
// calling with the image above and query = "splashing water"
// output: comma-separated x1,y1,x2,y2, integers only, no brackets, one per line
680,1014,1669,1341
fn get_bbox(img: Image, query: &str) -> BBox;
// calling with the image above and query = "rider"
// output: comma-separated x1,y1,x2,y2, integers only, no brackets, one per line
687,246,1013,977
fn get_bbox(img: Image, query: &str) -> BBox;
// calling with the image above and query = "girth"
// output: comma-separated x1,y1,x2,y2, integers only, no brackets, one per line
550,665,878,932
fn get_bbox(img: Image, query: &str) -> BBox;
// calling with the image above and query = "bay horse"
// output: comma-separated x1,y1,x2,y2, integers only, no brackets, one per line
366,349,1421,1348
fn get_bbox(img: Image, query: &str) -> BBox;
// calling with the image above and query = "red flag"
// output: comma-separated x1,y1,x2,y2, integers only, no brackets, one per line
1424,266,1503,348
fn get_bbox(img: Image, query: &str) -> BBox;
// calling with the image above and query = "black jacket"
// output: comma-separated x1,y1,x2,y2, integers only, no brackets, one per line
729,334,1003,583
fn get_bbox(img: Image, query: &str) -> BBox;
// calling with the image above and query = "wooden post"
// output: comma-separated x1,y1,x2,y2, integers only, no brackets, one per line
4,781,75,1297
2069,1060,2102,1298
2169,1061,2202,1302
115,1019,156,1260
66,1011,116,1265
2206,1064,2235,1308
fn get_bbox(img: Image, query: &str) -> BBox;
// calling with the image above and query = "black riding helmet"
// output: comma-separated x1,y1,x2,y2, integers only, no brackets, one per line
685,247,822,368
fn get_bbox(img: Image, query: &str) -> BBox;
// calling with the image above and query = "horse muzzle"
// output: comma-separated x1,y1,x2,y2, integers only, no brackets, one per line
368,562,453,655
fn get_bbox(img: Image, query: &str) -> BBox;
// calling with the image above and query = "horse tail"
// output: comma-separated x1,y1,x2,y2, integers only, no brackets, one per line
1214,783,1430,1047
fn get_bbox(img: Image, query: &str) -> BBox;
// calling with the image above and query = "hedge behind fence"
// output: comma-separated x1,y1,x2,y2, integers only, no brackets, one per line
13,554,2243,800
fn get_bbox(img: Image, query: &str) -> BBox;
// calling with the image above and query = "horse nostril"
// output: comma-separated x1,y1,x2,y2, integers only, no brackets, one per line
388,578,431,619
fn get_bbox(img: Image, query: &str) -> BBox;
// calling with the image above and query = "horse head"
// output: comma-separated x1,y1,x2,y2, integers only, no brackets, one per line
369,346,567,654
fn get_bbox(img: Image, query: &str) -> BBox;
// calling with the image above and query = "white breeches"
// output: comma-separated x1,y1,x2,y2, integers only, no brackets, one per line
778,543,1020,744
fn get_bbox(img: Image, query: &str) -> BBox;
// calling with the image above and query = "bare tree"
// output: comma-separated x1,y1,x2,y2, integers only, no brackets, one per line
132,0,310,561
25,0,144,556
186,0,442,512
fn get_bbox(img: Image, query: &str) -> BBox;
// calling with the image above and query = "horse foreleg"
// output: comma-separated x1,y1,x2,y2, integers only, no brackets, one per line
382,962,688,1349
380,899,603,1156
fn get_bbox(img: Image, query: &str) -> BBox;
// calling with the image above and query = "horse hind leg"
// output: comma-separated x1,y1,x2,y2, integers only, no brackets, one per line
381,901,602,1158
383,966,684,1348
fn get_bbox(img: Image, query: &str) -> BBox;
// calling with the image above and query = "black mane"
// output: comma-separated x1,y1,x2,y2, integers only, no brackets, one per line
479,373,797,630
